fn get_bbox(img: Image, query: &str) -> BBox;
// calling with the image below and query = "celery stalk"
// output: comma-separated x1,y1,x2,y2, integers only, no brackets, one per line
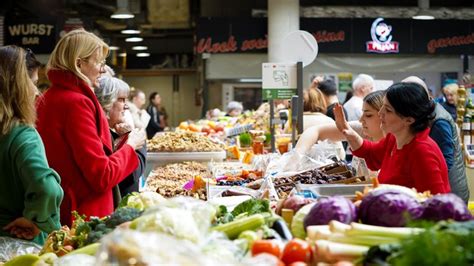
346,222,424,239
315,239,369,262
306,225,331,241
328,234,399,246
329,220,351,233
212,214,265,239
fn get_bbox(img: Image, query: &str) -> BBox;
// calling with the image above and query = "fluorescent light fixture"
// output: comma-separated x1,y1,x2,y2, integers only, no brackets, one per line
109,46,120,50
121,28,140,34
132,46,148,51
136,52,150,57
125,37,143,42
118,52,127,57
111,9,134,19
240,78,262,83
412,14,435,20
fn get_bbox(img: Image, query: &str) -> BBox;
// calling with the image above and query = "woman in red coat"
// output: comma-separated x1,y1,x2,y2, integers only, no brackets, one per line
334,82,450,195
36,29,145,226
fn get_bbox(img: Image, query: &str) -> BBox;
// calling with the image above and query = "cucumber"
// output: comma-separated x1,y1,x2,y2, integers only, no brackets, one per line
212,214,265,239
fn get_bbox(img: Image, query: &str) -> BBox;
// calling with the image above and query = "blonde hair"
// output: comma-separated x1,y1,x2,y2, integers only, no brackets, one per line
443,83,459,104
47,29,109,87
0,46,36,135
304,88,327,113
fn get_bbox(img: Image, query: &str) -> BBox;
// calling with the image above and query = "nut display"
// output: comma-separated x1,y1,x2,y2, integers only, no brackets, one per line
145,162,209,200
147,132,224,152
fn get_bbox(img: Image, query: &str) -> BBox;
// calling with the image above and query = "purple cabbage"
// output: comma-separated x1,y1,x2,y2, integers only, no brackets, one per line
359,189,423,227
421,193,473,222
303,196,357,228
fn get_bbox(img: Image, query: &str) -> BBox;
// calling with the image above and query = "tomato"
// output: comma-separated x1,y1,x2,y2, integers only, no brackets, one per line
288,262,308,266
251,240,282,258
281,239,312,264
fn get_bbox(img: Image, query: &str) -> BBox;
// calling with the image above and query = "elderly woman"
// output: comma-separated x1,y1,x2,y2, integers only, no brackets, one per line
441,83,459,121
95,76,147,198
0,46,63,244
335,82,450,194
36,29,145,226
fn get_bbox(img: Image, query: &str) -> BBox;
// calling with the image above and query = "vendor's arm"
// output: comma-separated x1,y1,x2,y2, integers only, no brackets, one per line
295,121,363,154
13,127,63,233
410,144,450,194
65,99,139,194
429,119,454,170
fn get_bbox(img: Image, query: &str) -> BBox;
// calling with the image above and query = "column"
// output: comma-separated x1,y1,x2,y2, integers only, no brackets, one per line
268,0,300,62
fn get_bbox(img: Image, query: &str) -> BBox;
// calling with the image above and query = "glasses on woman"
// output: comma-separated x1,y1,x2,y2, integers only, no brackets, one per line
80,58,106,69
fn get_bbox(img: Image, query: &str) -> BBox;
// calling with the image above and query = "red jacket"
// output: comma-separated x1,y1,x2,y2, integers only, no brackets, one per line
352,128,450,194
36,70,138,226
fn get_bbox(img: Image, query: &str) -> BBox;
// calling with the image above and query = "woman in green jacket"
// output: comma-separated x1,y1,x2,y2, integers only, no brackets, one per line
0,46,63,244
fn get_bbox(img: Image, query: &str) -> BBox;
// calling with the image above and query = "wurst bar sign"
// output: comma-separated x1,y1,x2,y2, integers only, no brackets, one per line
196,18,474,55
4,19,57,54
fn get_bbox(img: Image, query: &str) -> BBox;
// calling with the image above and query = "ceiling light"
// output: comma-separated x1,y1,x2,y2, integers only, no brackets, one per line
109,46,120,50
412,0,435,20
412,14,435,20
136,53,150,57
121,28,140,34
132,46,148,51
111,0,134,19
125,37,143,42
118,52,127,57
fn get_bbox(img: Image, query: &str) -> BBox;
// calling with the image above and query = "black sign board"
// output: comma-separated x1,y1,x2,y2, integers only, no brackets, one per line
4,19,57,54
196,17,474,55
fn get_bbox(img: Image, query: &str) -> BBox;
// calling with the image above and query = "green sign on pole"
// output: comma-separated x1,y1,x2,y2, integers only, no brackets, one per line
262,63,297,100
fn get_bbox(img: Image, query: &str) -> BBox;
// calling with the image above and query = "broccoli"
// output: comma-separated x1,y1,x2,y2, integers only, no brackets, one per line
105,207,143,228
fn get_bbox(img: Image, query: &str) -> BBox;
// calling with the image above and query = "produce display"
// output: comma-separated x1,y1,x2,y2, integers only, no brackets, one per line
147,131,224,152
145,162,209,199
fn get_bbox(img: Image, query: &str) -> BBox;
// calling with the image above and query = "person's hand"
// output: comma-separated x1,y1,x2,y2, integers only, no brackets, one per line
334,103,362,149
3,217,40,240
126,128,146,150
115,122,133,136
310,76,324,89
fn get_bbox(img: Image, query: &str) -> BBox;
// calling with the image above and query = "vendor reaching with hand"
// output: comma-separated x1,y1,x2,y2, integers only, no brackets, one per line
334,82,450,194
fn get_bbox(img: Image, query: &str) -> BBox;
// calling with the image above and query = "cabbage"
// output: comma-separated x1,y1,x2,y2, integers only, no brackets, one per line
119,192,165,211
421,193,473,222
303,196,356,228
291,203,316,239
359,189,423,227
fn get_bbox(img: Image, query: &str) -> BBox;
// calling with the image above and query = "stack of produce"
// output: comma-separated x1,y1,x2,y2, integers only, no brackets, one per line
147,132,224,152
145,162,209,200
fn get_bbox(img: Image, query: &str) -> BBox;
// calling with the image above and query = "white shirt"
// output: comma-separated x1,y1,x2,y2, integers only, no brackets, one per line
343,96,363,121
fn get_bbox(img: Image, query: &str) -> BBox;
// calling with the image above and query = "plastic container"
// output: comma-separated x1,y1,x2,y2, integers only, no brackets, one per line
147,151,226,165
299,183,368,199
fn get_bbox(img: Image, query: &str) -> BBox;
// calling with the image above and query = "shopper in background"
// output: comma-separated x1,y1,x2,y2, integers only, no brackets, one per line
440,83,459,121
0,46,63,244
128,89,150,130
36,29,144,226
310,76,348,120
96,76,147,198
343,74,374,121
226,101,244,117
295,90,386,154
402,76,469,202
335,82,450,194
146,92,165,139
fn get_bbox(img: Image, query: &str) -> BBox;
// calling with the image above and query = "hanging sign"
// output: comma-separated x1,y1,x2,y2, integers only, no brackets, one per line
4,19,56,53
366,17,399,53
262,63,297,100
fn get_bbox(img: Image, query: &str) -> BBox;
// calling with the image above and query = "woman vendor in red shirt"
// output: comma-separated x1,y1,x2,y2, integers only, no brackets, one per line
334,82,450,194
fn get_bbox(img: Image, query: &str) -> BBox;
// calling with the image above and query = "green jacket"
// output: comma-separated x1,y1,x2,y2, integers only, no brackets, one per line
0,125,63,245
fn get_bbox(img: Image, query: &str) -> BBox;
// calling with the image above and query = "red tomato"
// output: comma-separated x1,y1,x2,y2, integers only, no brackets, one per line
281,239,312,264
288,262,308,266
251,240,282,258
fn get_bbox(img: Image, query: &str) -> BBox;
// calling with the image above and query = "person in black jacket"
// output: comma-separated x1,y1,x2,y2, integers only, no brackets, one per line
146,92,165,139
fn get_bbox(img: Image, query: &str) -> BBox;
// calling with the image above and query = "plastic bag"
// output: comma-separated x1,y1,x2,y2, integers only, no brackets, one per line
132,196,216,243
252,153,280,175
266,149,328,178
53,254,95,266
0,237,41,262
307,139,345,163
95,229,243,266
